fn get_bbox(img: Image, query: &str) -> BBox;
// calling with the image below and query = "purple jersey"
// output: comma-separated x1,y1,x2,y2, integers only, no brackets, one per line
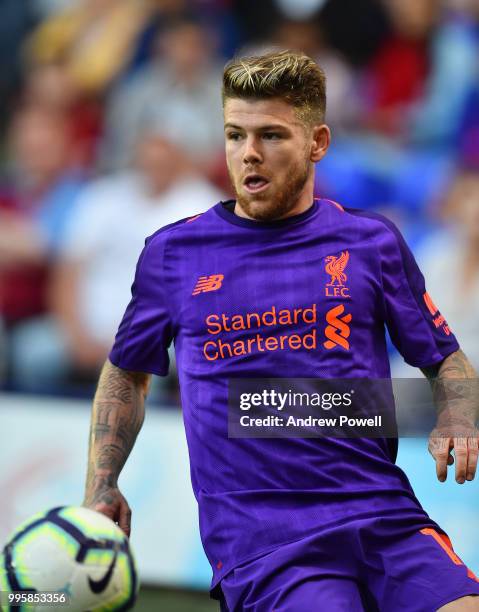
109,199,459,589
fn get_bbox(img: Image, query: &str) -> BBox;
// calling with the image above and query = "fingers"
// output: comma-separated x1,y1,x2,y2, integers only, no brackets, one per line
452,437,479,483
453,437,468,484
86,498,131,537
91,502,117,521
429,436,452,482
429,434,479,483
466,436,479,481
118,501,132,538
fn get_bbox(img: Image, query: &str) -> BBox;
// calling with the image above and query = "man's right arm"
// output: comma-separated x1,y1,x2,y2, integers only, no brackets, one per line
83,359,150,537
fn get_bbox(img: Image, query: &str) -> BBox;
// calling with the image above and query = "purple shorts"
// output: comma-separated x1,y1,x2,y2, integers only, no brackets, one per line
217,515,479,611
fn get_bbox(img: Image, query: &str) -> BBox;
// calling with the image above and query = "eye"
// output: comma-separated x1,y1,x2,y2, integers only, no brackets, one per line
226,131,242,141
263,132,282,140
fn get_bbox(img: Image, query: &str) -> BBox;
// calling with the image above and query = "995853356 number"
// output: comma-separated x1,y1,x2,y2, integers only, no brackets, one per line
0,591,70,606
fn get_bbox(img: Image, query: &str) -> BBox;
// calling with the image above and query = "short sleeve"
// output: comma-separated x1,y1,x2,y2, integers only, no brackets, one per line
109,234,173,375
378,222,459,368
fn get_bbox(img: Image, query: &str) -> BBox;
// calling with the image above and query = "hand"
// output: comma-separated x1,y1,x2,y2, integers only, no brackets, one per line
83,485,132,538
428,429,479,484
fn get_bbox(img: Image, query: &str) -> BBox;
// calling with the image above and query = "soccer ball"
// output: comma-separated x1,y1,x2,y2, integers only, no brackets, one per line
0,506,139,611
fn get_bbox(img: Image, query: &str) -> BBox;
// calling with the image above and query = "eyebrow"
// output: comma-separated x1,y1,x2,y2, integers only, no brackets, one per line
224,123,291,131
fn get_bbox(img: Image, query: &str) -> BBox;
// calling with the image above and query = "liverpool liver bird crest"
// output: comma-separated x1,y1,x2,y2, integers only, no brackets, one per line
325,251,349,286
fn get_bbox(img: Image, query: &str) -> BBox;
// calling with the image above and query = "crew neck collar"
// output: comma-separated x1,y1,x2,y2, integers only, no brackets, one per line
214,199,320,229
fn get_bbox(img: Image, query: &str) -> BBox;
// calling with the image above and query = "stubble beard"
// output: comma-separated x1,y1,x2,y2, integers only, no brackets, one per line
230,159,311,222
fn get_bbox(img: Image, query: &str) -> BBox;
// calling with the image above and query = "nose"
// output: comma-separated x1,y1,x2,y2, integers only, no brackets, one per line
243,136,262,165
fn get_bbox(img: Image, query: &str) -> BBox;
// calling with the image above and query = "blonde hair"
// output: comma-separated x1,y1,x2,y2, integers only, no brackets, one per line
222,50,326,126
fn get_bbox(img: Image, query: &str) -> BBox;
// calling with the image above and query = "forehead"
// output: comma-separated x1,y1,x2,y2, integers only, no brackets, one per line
223,97,302,129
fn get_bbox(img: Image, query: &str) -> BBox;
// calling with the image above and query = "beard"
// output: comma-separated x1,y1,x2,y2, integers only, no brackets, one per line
229,158,311,222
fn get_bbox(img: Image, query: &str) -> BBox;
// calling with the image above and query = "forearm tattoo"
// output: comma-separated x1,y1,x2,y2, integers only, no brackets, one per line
84,361,149,505
422,350,479,437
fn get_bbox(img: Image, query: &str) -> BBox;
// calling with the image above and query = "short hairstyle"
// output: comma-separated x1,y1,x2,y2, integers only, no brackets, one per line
222,50,326,126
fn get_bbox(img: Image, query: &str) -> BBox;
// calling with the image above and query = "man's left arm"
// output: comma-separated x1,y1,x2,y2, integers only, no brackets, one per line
422,349,479,484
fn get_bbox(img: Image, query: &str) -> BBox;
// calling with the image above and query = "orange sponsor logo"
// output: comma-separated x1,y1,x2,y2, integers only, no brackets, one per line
420,528,479,582
325,251,350,298
192,274,224,296
423,292,452,336
323,304,352,350
423,291,439,316
202,304,318,361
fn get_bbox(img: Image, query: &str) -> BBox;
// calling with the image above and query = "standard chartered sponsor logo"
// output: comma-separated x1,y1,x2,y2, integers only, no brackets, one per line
202,302,353,361
203,304,318,361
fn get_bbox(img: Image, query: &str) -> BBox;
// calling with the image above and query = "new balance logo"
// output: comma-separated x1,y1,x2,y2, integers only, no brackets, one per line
192,274,224,296
323,304,352,350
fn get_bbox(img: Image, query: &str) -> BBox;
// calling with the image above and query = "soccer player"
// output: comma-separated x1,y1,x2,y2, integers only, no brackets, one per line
83,51,479,611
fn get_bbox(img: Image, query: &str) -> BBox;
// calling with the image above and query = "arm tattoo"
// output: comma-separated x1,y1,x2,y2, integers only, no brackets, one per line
422,349,479,436
84,360,150,506
421,349,476,380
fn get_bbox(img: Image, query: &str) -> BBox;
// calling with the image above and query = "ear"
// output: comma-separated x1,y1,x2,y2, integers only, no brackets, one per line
310,124,331,163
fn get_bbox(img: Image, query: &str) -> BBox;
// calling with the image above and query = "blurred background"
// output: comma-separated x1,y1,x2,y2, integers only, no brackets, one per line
0,0,478,610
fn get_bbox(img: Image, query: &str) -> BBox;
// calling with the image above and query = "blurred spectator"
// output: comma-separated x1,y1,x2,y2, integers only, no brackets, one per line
361,0,440,136
231,0,283,44
272,18,323,58
26,0,153,94
319,0,389,66
409,0,479,146
22,63,104,168
391,169,479,376
126,0,241,73
275,0,327,20
0,1,36,137
9,134,223,395
1,0,477,399
233,0,388,64
100,14,224,177
32,1,78,19
417,170,479,369
316,0,479,221
272,18,357,131
0,105,85,329
458,85,479,168
23,63,78,112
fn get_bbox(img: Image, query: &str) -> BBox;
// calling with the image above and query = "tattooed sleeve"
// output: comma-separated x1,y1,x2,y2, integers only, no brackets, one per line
84,360,150,506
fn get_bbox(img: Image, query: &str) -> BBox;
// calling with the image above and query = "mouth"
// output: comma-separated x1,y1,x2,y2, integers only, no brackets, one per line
243,174,270,194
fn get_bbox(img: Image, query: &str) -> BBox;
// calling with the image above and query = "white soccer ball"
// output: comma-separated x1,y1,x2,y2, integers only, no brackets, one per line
0,506,139,611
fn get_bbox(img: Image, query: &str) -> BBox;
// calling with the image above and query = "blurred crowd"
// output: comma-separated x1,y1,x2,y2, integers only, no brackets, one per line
0,0,478,401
